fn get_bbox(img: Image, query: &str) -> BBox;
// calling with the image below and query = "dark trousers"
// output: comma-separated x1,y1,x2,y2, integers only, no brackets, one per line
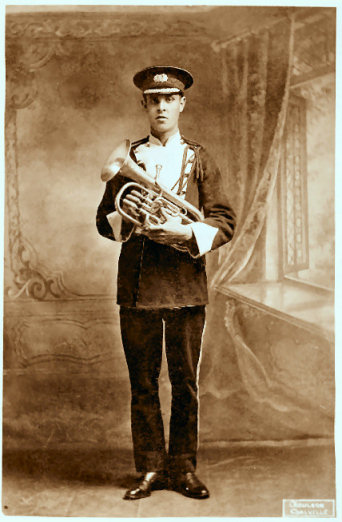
120,305,206,474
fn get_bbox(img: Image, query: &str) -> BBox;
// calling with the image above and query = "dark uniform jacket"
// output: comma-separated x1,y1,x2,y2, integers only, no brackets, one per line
96,137,235,308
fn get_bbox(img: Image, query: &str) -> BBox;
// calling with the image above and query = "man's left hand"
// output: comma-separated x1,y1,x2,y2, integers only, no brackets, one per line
143,219,193,246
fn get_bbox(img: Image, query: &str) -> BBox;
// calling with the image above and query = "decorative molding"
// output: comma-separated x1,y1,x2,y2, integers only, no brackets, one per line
5,108,83,301
5,315,119,368
6,13,208,41
6,238,81,301
6,42,39,109
5,31,120,301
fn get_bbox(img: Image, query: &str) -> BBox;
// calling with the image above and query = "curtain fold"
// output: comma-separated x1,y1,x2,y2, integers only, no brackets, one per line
211,17,294,288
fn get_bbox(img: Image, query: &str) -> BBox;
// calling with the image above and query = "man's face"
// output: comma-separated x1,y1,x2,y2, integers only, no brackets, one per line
142,93,186,135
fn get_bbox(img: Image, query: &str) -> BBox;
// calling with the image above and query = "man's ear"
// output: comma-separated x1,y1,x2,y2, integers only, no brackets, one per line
141,97,147,110
179,96,186,113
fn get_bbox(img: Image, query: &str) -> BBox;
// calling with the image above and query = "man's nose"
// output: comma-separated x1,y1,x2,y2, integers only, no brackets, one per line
157,99,166,111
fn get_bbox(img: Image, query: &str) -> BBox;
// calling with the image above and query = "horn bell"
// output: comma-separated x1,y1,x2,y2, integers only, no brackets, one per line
101,139,131,182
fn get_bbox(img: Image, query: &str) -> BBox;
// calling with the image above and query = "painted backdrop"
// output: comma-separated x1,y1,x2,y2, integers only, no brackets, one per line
4,6,334,451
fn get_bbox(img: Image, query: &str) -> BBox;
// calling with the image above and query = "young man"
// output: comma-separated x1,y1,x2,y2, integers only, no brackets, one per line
96,66,235,500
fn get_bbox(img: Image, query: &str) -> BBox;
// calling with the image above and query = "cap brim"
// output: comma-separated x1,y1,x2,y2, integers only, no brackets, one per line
143,87,182,94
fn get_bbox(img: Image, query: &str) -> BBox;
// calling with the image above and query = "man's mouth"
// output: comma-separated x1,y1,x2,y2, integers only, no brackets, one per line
156,116,167,120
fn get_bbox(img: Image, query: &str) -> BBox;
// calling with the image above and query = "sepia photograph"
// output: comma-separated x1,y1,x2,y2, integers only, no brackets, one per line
2,2,337,517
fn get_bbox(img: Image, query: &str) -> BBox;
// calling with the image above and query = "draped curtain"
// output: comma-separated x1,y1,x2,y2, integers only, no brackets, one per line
198,18,319,435
211,17,294,288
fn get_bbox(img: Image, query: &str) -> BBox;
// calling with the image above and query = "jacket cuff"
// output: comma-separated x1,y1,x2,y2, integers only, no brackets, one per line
106,211,123,241
188,222,219,257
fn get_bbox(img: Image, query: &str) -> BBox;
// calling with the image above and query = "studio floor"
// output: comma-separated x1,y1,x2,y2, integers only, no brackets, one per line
2,441,335,517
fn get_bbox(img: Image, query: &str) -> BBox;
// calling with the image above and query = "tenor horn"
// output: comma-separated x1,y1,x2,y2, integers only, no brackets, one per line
101,140,202,248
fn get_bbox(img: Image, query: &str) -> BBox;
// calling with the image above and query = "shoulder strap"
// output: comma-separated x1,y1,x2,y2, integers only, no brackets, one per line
181,136,204,182
129,137,149,166
182,136,202,149
131,136,149,148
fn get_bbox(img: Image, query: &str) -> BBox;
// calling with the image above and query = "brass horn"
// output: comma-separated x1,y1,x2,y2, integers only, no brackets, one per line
101,140,202,250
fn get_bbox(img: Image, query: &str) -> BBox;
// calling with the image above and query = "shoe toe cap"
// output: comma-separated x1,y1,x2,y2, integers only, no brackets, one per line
123,487,151,500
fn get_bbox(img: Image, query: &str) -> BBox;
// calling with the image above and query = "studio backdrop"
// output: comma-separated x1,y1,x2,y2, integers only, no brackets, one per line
4,6,334,451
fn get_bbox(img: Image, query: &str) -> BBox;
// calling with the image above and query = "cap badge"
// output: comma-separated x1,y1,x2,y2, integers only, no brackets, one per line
154,73,168,83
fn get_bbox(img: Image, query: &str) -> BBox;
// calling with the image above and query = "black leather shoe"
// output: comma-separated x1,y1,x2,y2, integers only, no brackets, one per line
123,471,168,500
170,472,209,499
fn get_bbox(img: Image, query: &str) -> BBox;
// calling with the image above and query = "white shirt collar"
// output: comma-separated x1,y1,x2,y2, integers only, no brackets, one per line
148,130,182,147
